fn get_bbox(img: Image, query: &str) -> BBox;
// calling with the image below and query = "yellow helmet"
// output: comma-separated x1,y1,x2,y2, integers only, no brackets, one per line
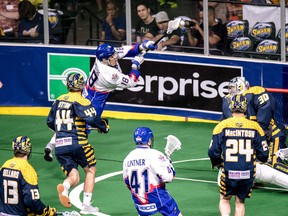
12,136,32,156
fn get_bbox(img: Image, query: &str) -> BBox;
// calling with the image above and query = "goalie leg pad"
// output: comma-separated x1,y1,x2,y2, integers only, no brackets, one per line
256,163,288,189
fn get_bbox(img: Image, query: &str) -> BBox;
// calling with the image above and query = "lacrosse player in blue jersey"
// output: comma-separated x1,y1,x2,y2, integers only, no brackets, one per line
44,40,158,162
221,76,288,189
123,127,183,216
47,73,110,214
209,95,268,216
0,136,57,216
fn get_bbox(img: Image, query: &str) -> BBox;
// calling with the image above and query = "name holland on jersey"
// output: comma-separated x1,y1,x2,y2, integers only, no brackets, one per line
127,159,146,167
225,129,255,138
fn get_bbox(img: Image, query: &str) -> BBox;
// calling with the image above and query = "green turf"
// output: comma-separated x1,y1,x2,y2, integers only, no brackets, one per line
0,115,287,215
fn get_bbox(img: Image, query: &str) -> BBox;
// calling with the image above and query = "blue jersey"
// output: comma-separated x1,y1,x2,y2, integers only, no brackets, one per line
0,158,47,215
208,116,268,178
47,92,106,155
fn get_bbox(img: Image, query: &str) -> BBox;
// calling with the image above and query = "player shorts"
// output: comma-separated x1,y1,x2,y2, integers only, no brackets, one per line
220,175,253,201
136,198,181,216
83,87,110,116
56,144,96,175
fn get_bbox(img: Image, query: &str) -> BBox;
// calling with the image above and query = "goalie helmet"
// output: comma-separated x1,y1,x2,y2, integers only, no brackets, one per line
66,73,84,92
12,136,32,157
230,94,247,113
228,76,250,96
134,127,154,146
96,44,116,61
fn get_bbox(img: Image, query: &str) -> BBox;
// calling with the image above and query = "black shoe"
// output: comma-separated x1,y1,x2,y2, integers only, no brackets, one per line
44,147,53,162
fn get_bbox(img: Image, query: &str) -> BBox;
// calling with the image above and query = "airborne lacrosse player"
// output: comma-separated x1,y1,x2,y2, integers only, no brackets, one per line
44,40,158,162
123,127,183,216
0,136,57,216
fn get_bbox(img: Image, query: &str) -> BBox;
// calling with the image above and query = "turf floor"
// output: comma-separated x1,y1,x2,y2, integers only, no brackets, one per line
0,115,287,215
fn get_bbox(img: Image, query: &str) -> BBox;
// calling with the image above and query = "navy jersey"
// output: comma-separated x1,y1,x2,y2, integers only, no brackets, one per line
0,158,46,215
47,92,106,155
222,86,286,138
208,116,268,179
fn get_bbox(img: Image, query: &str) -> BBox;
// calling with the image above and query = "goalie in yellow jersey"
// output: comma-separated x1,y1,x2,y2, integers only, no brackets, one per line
0,136,57,216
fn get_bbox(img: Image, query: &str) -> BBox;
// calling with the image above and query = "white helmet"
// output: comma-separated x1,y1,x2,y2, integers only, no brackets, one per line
228,76,250,96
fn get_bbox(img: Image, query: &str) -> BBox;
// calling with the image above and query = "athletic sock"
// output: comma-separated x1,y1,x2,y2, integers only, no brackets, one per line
63,180,71,197
83,192,92,205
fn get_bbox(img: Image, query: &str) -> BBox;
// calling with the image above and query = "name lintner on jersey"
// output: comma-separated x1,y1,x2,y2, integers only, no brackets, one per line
225,129,255,138
127,159,146,167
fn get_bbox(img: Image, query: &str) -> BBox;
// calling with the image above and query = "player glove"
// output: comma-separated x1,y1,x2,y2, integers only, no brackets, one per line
131,55,144,70
129,69,140,81
42,205,57,216
97,118,110,134
141,40,158,51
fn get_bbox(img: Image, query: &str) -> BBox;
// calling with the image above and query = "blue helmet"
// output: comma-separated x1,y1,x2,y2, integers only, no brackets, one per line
66,73,85,92
134,127,154,145
230,94,247,113
95,44,116,60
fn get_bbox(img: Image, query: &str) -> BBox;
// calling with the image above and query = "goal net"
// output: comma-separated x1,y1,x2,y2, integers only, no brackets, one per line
266,88,288,130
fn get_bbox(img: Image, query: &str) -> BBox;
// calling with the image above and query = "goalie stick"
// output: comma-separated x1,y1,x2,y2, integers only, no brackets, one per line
165,135,182,159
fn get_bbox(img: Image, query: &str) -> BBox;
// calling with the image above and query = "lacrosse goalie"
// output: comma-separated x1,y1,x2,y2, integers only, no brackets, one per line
123,127,183,216
44,40,158,162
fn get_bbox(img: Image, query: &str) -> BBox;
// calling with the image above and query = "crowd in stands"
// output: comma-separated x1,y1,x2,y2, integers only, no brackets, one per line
0,0,77,44
0,0,286,59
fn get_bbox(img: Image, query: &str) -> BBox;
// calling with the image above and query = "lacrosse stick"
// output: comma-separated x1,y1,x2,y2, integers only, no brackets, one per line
56,211,81,216
140,17,185,57
164,135,182,159
275,148,288,161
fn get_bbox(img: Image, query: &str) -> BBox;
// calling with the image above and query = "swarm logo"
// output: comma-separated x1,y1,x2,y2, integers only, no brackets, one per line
256,39,278,54
277,25,288,44
227,20,247,38
251,23,273,40
230,37,251,51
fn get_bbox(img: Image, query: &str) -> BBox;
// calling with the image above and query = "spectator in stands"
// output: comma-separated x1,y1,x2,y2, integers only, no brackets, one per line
186,6,227,52
226,0,250,21
198,1,227,24
0,0,20,37
18,0,46,43
135,2,159,43
100,0,126,46
18,0,59,44
49,0,77,44
145,11,181,51
95,0,109,18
